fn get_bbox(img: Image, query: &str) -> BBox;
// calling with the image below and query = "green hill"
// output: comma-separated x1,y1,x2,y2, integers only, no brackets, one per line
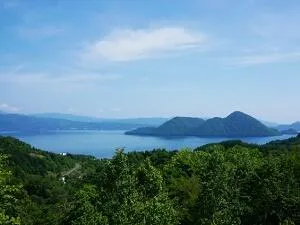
194,111,280,137
125,116,205,136
155,117,205,135
0,136,96,179
126,111,280,137
0,136,98,225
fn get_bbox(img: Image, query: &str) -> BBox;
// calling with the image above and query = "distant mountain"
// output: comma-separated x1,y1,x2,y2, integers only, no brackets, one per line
0,113,146,134
154,117,205,135
127,117,205,136
194,111,280,137
276,122,300,132
280,128,299,135
260,120,279,127
111,118,169,126
32,113,103,123
32,113,168,126
126,111,280,137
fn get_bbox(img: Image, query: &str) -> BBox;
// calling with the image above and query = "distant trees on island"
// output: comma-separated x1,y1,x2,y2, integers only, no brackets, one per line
126,111,281,137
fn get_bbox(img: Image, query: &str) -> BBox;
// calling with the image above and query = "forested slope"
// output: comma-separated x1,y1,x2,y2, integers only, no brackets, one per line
0,135,299,224
126,111,280,137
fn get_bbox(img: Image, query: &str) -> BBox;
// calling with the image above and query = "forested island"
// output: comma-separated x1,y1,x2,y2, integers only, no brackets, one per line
126,111,280,137
0,135,299,225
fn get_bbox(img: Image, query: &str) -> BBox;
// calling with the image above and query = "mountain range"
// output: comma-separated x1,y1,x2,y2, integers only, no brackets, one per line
32,113,168,126
125,111,281,137
0,113,151,134
0,111,299,137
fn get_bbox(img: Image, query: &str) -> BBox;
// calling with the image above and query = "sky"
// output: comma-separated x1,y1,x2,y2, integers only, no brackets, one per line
0,0,300,123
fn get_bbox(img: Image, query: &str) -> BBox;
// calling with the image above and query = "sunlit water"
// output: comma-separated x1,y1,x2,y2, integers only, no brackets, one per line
4,130,296,158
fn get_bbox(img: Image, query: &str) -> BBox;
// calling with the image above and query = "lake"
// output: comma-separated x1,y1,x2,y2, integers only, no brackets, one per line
4,130,295,158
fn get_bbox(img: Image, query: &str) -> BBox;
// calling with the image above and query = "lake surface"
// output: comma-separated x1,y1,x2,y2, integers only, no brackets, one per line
6,130,296,158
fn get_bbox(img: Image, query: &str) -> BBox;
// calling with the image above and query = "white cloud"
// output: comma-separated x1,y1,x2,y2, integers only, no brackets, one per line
0,103,20,112
83,26,206,62
17,26,63,39
227,52,300,67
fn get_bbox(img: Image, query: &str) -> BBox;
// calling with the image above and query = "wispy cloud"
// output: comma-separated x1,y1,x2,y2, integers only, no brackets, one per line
83,26,207,62
0,103,20,112
224,12,300,67
252,13,300,41
17,25,63,40
227,52,300,67
0,72,121,85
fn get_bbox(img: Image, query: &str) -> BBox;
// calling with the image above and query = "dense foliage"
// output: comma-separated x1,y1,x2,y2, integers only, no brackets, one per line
126,111,280,137
0,154,21,224
0,135,299,224
0,137,98,225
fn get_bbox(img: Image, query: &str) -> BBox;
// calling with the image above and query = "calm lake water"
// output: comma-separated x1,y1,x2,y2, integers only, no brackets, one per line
7,130,296,158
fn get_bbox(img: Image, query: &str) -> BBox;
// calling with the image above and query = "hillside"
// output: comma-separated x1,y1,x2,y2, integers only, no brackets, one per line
0,136,98,224
125,116,205,136
0,136,96,179
0,113,146,134
126,111,280,137
0,135,299,225
193,111,280,137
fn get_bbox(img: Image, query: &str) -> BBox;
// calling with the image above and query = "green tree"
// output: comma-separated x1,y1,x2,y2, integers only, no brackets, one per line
0,154,21,225
65,184,108,225
67,150,178,225
102,150,178,225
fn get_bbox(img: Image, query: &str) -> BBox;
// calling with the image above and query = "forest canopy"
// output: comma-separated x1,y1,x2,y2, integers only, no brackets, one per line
0,135,299,225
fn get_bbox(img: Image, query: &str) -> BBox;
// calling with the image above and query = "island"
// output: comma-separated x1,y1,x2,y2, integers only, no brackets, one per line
125,111,280,137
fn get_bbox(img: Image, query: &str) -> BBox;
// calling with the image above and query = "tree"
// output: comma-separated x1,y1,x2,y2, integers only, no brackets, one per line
66,150,178,225
0,154,21,225
65,184,108,225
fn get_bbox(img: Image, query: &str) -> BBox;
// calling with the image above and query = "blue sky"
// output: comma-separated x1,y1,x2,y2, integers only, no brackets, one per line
1,0,300,123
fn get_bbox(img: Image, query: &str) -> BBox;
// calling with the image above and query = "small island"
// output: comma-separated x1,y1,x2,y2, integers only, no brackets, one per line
125,111,280,137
